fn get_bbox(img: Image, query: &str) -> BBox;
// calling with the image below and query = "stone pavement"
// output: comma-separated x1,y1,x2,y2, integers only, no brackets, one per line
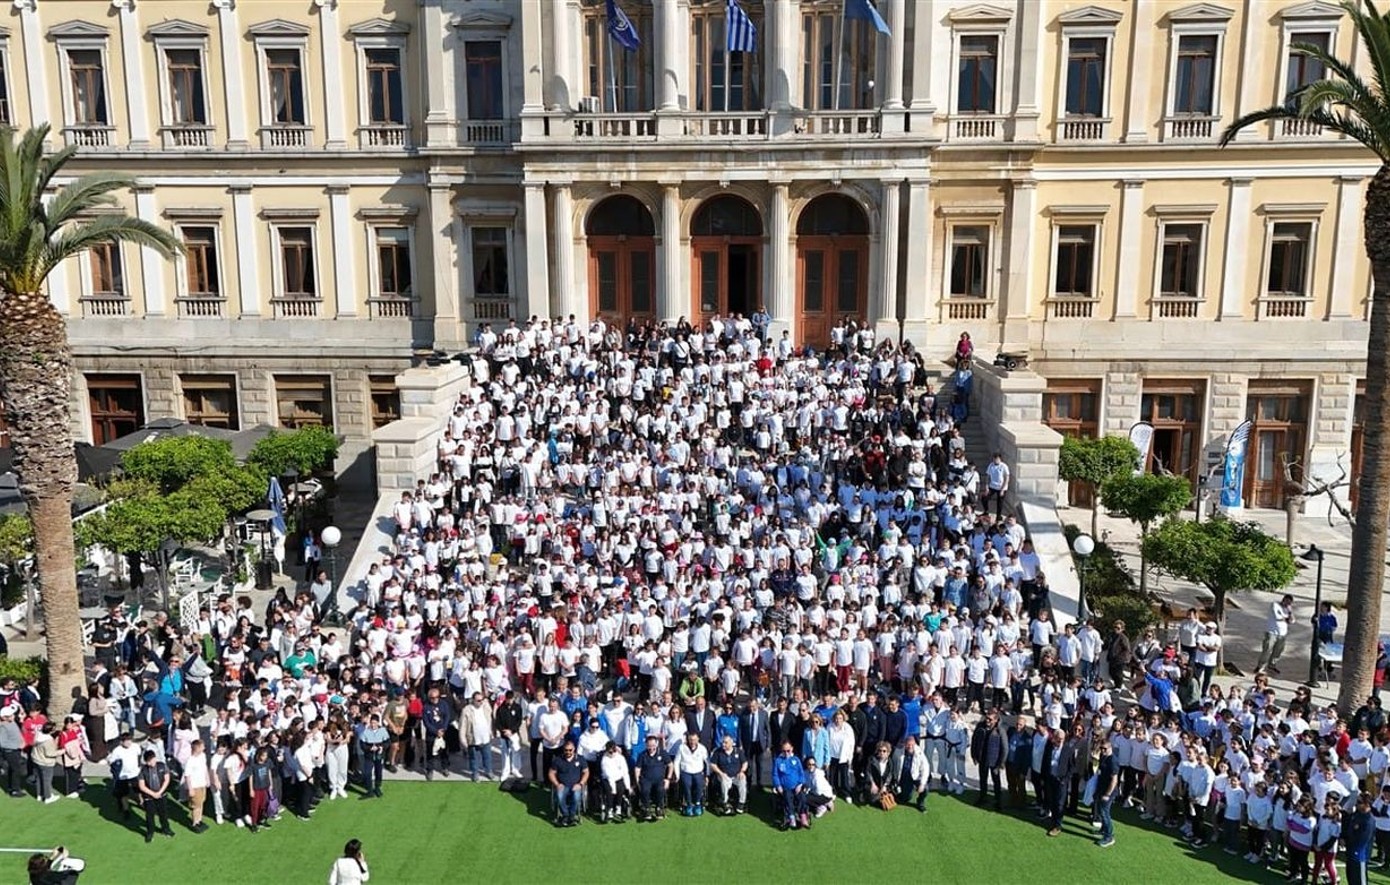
1061,500,1389,708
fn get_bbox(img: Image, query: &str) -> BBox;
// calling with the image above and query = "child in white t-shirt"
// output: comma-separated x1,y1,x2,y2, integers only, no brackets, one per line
1244,780,1273,864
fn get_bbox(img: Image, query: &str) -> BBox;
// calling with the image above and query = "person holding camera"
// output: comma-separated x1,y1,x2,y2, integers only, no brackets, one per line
328,839,369,885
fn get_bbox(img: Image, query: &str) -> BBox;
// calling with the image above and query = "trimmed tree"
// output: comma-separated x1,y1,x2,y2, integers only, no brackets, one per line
1058,435,1140,538
1100,473,1192,597
0,125,181,707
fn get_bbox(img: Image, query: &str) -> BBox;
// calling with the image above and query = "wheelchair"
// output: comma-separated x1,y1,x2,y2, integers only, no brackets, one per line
549,784,588,827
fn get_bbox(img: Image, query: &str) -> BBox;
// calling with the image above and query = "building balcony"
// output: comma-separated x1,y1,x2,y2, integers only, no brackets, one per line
795,110,881,138
261,125,312,150
571,112,658,141
684,111,770,139
161,125,213,149
1259,294,1313,319
1150,296,1203,319
472,297,514,322
951,114,1005,142
528,107,899,146
462,120,514,146
1046,297,1097,319
1163,115,1219,142
1056,117,1109,143
64,125,115,149
942,297,993,322
368,297,415,319
272,298,321,319
175,297,225,318
79,296,130,317
359,124,410,150
1276,117,1327,140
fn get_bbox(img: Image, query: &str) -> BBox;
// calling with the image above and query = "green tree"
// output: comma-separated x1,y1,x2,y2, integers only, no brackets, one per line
248,426,341,477
1100,473,1192,596
1143,516,1297,632
1059,435,1140,538
0,125,182,705
120,436,240,494
1220,0,1390,714
0,514,32,632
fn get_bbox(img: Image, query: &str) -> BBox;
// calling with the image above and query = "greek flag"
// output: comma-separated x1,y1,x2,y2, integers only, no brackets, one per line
606,0,641,51
846,0,891,35
726,0,758,53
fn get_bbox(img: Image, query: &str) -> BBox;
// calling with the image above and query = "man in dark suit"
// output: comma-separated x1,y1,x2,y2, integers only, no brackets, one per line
857,693,884,788
1040,728,1073,836
769,697,795,754
740,698,771,786
685,696,717,749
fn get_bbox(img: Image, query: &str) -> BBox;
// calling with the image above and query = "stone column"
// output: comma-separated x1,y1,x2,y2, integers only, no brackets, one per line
660,183,686,321
133,185,164,315
1002,179,1036,346
212,0,248,149
549,1,577,110
768,181,792,339
1219,178,1253,319
13,1,48,146
876,179,902,341
1012,0,1044,142
428,183,459,341
229,185,260,317
884,0,906,108
520,0,543,112
1123,0,1152,143
421,0,453,146
314,0,347,149
1231,1,1264,142
551,184,579,320
909,0,935,116
1329,175,1364,318
326,185,355,317
112,0,151,148
1113,179,1144,318
764,0,790,110
522,182,552,321
900,178,932,346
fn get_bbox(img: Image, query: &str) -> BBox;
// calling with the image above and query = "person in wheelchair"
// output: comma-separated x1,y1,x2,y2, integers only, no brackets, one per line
548,740,588,827
598,741,632,822
710,735,749,815
675,731,710,817
634,735,674,822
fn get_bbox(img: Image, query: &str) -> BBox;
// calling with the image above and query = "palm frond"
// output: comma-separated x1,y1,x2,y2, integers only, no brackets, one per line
1219,105,1302,146
37,215,183,281
43,173,138,230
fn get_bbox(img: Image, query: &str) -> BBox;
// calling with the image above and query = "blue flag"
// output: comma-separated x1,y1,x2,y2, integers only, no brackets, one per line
846,0,891,35
606,0,641,51
726,0,758,53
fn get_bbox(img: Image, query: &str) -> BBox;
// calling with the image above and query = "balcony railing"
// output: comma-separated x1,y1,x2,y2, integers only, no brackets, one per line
360,124,409,149
684,112,769,139
798,110,881,137
473,298,514,321
463,120,511,145
368,298,415,319
943,297,992,322
1151,296,1202,319
1164,115,1218,141
1260,295,1313,319
572,113,658,140
1047,298,1096,319
1057,116,1108,142
79,296,130,317
176,297,225,318
261,125,312,149
272,298,321,318
64,125,114,148
162,125,212,149
952,115,1003,141
1279,117,1324,139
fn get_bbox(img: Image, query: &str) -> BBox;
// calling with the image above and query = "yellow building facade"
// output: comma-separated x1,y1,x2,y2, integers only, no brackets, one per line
0,0,1368,509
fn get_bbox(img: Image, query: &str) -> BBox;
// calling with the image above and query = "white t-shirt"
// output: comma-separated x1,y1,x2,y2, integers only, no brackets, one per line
1267,602,1291,637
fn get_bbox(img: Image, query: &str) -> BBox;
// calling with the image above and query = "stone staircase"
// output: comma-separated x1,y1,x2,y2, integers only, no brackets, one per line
930,366,990,464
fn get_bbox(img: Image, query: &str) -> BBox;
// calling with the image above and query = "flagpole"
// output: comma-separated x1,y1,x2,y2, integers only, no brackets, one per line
607,36,619,113
723,15,731,114
832,0,847,113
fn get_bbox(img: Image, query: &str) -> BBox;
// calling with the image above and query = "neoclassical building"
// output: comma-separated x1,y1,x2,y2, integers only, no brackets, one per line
0,0,1372,510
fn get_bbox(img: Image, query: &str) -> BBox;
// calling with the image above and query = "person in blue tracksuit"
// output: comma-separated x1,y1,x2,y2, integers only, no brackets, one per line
772,742,808,829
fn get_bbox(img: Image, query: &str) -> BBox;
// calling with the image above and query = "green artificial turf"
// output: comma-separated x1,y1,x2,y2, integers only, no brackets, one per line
0,781,1365,885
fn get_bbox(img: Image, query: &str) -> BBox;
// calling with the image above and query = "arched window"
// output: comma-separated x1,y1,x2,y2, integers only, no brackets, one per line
586,195,656,237
796,194,869,236
692,195,762,237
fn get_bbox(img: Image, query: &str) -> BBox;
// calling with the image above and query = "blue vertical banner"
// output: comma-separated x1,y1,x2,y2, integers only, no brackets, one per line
1219,419,1253,509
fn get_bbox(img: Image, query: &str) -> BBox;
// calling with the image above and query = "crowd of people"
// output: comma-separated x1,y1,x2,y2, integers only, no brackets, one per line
2,310,1386,884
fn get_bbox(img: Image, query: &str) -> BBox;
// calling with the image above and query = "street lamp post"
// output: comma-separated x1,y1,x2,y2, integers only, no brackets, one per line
1073,534,1095,623
321,524,342,625
1302,544,1325,688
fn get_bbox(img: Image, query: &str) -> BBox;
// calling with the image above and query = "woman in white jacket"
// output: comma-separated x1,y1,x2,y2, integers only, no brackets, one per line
826,711,856,801
328,839,369,885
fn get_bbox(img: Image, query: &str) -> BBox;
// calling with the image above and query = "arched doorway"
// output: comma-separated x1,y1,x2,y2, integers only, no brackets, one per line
796,193,869,346
690,194,762,329
587,195,656,326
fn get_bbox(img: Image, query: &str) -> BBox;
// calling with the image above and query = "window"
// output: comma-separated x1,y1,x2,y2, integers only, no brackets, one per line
181,375,239,430
1285,31,1329,101
1160,224,1203,297
1065,38,1106,117
1266,221,1312,296
464,41,503,120
1173,35,1218,115
274,375,332,429
89,243,124,297
694,3,763,112
583,2,653,111
949,226,989,297
472,227,510,298
1053,225,1096,297
376,227,413,298
369,375,401,429
164,49,207,125
957,35,998,114
182,226,220,297
364,47,404,124
0,51,13,126
67,49,108,125
278,227,316,298
801,10,869,110
265,48,306,125
87,374,144,444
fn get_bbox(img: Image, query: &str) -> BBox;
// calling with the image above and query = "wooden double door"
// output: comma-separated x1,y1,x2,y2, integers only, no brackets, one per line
589,235,656,326
796,235,868,347
692,236,761,329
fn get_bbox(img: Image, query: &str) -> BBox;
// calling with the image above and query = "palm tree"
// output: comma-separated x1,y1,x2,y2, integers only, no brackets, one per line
1220,0,1390,712
0,125,181,710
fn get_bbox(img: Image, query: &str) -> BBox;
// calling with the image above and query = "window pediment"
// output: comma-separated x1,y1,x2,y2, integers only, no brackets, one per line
247,19,312,39
48,20,110,40
146,19,210,40
948,3,1013,24
348,17,412,38
1057,6,1124,27
1165,3,1235,24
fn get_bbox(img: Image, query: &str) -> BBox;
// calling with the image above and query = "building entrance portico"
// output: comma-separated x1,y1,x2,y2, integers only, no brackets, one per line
690,194,763,330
